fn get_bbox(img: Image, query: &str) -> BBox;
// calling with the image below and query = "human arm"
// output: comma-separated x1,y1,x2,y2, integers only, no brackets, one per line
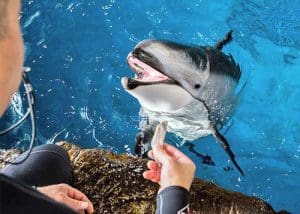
143,143,196,213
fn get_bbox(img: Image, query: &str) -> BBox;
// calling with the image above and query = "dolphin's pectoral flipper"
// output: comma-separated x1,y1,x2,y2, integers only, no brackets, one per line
209,124,244,176
215,30,233,51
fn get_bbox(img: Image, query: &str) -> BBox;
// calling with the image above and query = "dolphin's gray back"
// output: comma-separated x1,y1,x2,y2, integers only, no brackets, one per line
204,47,241,82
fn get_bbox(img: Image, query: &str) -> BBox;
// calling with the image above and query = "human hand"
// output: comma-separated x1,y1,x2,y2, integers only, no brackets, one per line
143,143,196,192
37,183,94,214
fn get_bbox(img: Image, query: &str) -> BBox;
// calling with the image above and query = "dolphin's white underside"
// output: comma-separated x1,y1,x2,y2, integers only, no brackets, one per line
123,82,194,112
140,98,211,143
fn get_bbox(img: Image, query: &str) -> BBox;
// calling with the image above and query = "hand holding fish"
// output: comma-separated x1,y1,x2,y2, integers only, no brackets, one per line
143,122,196,192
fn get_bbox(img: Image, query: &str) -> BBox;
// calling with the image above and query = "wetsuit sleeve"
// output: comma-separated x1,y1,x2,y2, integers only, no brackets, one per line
156,186,190,214
0,174,76,214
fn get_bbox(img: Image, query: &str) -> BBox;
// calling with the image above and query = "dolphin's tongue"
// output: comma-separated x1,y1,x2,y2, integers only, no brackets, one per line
127,55,170,82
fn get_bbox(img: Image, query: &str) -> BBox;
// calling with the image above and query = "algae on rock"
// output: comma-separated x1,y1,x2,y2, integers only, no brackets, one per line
0,141,289,214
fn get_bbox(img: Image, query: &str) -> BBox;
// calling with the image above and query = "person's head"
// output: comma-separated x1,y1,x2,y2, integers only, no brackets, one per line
0,0,24,116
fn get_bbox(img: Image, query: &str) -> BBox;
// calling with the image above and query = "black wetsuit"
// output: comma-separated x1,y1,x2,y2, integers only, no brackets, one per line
156,186,190,214
0,144,76,214
0,144,190,214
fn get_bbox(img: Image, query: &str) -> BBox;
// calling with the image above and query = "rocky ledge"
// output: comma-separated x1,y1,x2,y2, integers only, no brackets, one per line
0,141,289,214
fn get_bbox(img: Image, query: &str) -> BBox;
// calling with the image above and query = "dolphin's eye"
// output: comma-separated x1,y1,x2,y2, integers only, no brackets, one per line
194,84,201,89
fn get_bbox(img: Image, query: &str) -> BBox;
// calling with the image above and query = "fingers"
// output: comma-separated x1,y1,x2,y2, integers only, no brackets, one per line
147,160,159,171
149,143,185,161
66,185,94,214
163,143,189,161
143,170,160,183
149,143,193,168
144,142,196,194
37,184,94,213
143,170,155,180
163,143,182,157
144,160,161,182
148,150,154,159
151,143,170,163
61,194,90,212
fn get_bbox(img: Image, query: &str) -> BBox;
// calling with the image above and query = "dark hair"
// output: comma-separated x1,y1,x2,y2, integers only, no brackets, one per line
0,1,8,39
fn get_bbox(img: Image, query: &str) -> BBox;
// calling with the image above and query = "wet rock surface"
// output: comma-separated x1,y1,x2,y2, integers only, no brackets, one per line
0,148,21,169
0,142,289,214
57,141,157,213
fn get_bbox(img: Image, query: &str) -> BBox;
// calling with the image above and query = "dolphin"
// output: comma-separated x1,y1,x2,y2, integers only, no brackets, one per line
121,31,244,175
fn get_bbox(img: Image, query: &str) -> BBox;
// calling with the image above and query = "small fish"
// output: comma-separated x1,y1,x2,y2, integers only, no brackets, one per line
151,121,168,148
151,121,167,165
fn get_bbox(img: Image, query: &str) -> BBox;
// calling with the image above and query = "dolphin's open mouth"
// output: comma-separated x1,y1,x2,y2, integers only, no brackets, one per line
128,53,170,83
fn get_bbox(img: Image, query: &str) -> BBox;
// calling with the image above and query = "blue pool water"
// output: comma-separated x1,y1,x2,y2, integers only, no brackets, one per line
1,0,300,213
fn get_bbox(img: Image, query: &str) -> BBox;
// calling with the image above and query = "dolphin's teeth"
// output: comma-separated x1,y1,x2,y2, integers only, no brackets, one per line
133,63,144,70
137,72,144,79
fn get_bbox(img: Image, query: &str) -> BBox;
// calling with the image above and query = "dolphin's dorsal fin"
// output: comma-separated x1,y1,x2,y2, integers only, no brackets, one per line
215,30,233,50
